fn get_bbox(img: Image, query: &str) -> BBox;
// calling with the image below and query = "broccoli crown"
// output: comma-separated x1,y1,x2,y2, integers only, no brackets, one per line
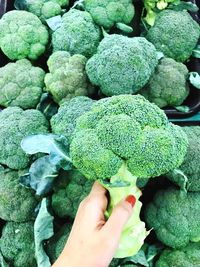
52,169,93,218
167,126,200,192
84,0,135,29
86,34,158,96
52,9,102,58
0,169,38,222
20,0,69,22
70,95,188,181
0,222,36,267
145,187,200,249
51,96,95,142
0,10,49,60
139,57,189,108
0,59,45,109
146,10,200,62
44,51,92,104
0,107,49,170
156,242,200,267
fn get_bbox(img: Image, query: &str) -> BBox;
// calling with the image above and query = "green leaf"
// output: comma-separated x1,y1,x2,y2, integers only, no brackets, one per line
46,15,62,31
121,249,149,267
169,1,199,12
0,252,9,267
14,0,27,10
146,243,163,266
34,198,54,267
175,106,190,113
192,45,200,58
189,72,200,89
36,93,58,121
116,23,133,33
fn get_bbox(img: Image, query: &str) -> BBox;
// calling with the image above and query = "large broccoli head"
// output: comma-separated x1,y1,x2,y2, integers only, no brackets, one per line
70,94,188,258
45,51,93,104
84,0,135,29
156,242,200,267
0,222,36,267
0,59,45,109
0,169,38,222
167,126,200,192
51,96,95,142
139,57,189,108
0,107,49,170
16,0,69,23
146,10,200,62
0,10,49,60
52,169,93,218
86,34,159,96
145,187,200,249
52,9,102,57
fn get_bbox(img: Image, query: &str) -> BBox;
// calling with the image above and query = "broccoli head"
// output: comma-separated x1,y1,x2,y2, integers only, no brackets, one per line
52,169,93,218
0,10,49,60
145,187,200,249
156,242,200,267
86,34,158,96
139,57,189,108
0,59,45,109
0,107,49,170
16,0,69,23
52,9,102,57
70,94,188,258
83,0,135,30
0,222,36,267
167,126,200,192
44,51,93,104
146,10,200,62
51,96,95,142
0,169,38,222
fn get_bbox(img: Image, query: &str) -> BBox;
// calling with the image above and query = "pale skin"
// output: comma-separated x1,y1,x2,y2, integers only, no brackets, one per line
53,181,135,267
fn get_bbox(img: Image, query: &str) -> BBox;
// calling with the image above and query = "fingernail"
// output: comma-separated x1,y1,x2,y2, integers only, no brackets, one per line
125,195,136,208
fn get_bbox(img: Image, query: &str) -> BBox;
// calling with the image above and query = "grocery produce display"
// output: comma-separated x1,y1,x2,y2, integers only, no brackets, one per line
0,0,200,267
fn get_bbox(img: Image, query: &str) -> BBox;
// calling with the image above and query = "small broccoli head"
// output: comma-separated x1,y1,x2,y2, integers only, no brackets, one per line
45,51,93,104
51,96,95,142
139,57,189,108
167,126,200,192
0,107,49,170
84,0,135,29
52,9,102,57
52,169,93,218
146,10,200,62
0,59,45,109
86,34,159,96
145,187,200,249
0,169,38,222
70,95,188,181
0,10,49,60
0,222,36,267
156,242,200,267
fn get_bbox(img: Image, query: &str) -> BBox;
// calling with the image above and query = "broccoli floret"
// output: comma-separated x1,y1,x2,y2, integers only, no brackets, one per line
44,51,93,104
0,169,38,222
146,10,200,62
167,126,200,192
0,10,49,60
0,107,49,170
0,221,36,267
51,96,95,142
52,169,93,218
0,59,45,109
52,9,102,57
139,58,189,108
145,187,200,249
156,242,200,267
17,0,69,23
86,34,158,96
70,94,188,258
83,0,135,30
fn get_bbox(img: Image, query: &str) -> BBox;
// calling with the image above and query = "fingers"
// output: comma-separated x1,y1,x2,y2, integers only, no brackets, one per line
103,195,136,240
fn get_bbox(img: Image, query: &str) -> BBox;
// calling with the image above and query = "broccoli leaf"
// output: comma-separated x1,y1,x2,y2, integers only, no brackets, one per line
192,45,200,58
116,23,133,33
14,0,27,10
123,249,149,267
175,106,190,113
46,15,62,31
189,72,200,89
0,252,9,267
168,1,199,12
167,169,188,192
34,198,54,267
36,93,58,121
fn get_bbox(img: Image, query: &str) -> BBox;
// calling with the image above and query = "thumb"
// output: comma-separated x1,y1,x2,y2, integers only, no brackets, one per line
103,195,136,239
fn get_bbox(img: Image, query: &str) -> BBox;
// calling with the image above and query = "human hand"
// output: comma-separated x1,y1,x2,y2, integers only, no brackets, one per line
53,181,136,267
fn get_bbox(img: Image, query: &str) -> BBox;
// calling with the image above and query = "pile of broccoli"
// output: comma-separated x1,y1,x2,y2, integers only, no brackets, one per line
0,0,199,266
